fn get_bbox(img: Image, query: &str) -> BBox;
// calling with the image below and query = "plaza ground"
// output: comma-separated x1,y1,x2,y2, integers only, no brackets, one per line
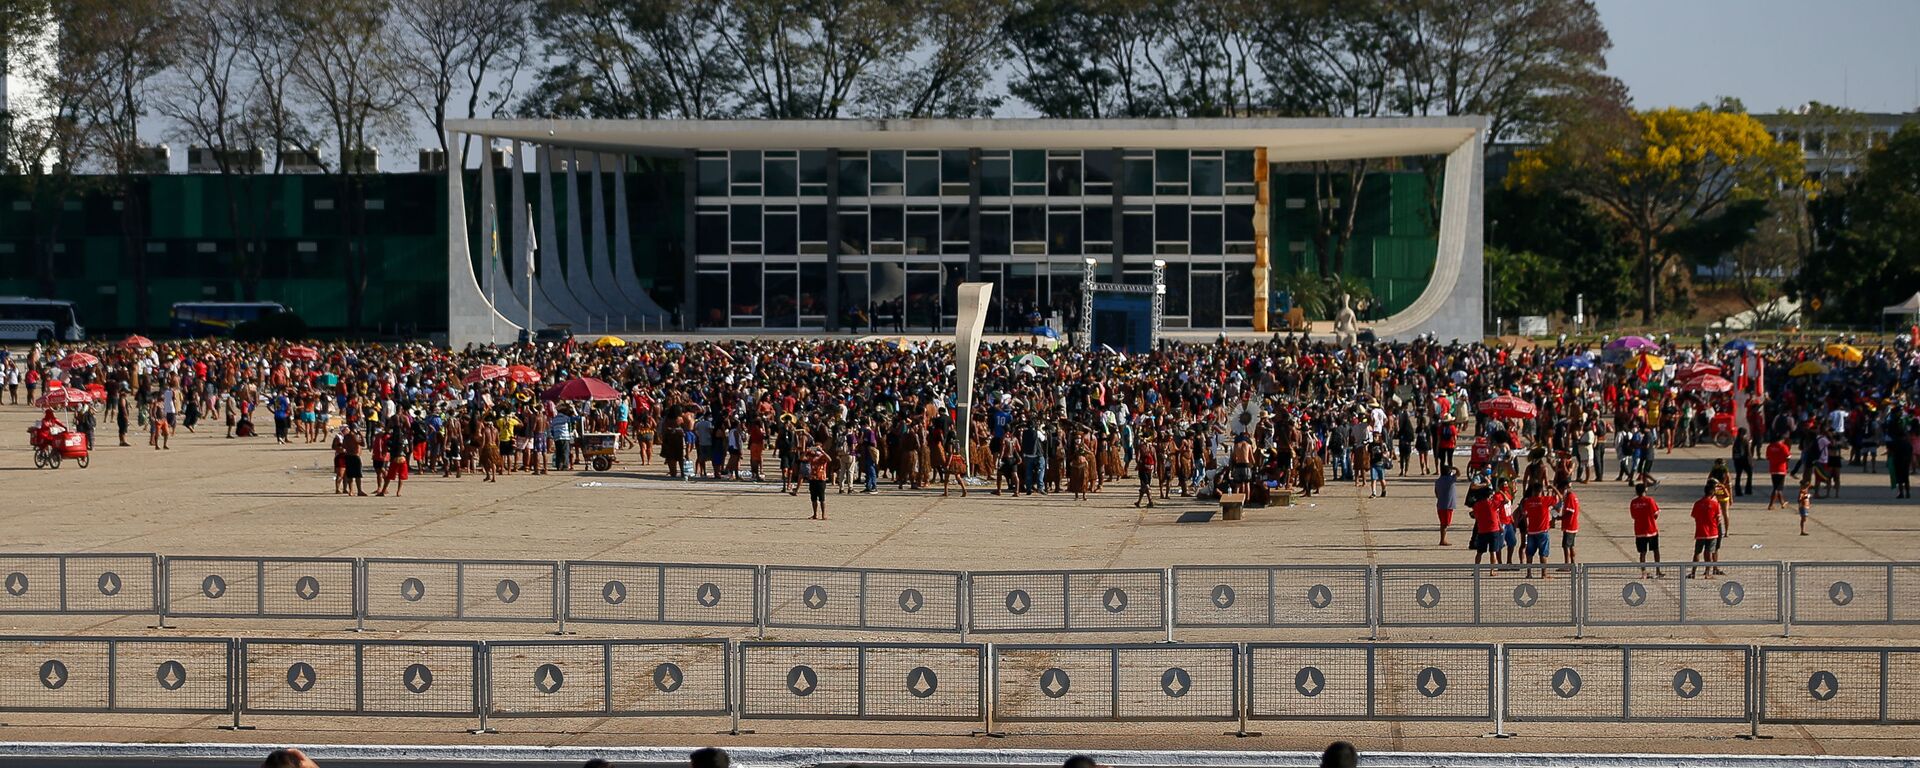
1,399,1917,756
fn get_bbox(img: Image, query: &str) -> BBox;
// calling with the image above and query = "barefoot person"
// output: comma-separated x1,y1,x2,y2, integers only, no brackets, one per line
804,443,831,520
1433,465,1458,545
1689,482,1727,579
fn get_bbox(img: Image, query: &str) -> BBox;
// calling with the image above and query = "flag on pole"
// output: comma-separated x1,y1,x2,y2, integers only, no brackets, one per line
524,204,537,277
489,205,501,266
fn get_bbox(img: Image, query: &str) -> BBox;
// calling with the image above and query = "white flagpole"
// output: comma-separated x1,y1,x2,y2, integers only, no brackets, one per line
525,204,537,338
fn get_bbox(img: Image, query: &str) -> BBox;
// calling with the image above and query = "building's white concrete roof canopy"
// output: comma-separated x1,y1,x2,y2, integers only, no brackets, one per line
447,117,1485,162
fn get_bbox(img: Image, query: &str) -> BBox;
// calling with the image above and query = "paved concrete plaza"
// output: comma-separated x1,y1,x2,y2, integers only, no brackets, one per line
2,400,1918,755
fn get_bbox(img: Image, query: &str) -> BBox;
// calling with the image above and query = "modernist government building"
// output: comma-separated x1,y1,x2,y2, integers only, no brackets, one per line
444,119,1485,348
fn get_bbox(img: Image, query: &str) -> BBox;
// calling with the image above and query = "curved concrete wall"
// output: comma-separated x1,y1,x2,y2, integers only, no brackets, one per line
1371,129,1485,343
446,130,523,348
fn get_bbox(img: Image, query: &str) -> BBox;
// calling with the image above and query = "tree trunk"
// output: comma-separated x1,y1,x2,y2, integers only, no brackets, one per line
1641,233,1657,323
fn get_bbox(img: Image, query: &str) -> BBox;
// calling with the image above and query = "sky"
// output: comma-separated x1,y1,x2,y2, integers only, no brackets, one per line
1595,0,1920,114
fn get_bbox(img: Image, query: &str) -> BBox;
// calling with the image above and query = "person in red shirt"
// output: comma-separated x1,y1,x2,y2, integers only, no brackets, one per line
1470,480,1508,565
1765,438,1792,510
1557,480,1581,567
1519,485,1556,578
1690,482,1729,579
805,444,832,520
1629,483,1663,578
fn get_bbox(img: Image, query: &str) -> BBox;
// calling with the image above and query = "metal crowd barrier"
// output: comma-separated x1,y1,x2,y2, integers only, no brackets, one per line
1788,562,1920,627
1375,564,1577,628
3,554,1911,638
1,636,1912,736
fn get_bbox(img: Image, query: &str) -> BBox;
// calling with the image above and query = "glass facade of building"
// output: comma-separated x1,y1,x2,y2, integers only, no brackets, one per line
691,147,1263,331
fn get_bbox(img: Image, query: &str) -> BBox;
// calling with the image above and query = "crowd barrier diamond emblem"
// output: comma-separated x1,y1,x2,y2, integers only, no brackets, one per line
287,662,316,692
1295,666,1325,697
803,585,828,610
1415,583,1441,609
201,574,227,599
98,572,122,596
294,576,321,601
403,663,434,694
1039,668,1071,699
534,663,564,694
1160,667,1191,698
1552,667,1582,699
907,666,938,699
1416,667,1447,698
496,579,521,604
1622,582,1648,607
602,580,627,605
696,583,722,608
3,572,26,597
400,578,426,602
898,588,924,613
1307,584,1334,609
1211,584,1235,609
653,663,683,693
1673,668,1703,699
1102,587,1129,613
1808,671,1839,702
1005,589,1031,615
38,660,67,690
1828,581,1854,606
156,660,187,691
1720,581,1745,606
1513,583,1539,608
786,665,817,697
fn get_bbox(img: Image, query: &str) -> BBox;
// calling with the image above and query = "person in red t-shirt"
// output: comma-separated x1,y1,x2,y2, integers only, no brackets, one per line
1519,486,1556,578
1470,481,1508,565
1765,438,1791,509
1556,480,1581,567
1629,483,1663,577
1690,482,1729,578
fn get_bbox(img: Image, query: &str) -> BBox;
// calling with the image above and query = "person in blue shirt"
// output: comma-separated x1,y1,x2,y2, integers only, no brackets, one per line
549,408,575,470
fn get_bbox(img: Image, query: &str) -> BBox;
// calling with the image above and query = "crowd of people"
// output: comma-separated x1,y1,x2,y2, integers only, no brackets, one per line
7,331,1918,549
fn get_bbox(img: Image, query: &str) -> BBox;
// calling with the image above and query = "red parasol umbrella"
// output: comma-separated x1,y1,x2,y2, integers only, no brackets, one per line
1477,394,1539,420
541,376,621,402
1681,374,1734,393
35,387,93,408
85,382,107,398
120,334,154,350
506,364,542,384
462,364,508,385
1674,362,1722,381
284,345,320,361
59,352,98,369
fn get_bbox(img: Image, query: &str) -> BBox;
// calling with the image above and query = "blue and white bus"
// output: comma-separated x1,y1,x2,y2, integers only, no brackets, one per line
0,297,85,344
169,301,288,337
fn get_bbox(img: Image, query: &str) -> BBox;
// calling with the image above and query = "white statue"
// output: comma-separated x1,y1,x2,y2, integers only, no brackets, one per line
1332,293,1359,348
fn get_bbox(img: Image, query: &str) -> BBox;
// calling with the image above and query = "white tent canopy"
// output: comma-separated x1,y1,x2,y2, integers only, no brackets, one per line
1884,292,1920,315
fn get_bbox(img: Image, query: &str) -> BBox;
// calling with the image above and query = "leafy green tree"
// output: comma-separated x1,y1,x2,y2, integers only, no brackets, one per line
1485,246,1566,318
1797,124,1920,325
1486,184,1633,320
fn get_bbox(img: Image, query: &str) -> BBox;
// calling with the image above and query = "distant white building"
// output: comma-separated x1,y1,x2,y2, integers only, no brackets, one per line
0,17,58,172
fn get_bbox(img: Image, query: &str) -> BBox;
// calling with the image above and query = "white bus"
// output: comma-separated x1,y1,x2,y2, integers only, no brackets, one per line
0,297,85,344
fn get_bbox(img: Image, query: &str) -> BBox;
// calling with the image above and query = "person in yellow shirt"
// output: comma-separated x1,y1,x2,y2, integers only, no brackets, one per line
496,412,520,473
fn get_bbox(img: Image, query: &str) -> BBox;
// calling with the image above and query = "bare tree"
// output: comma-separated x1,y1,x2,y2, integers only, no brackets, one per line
283,0,410,331
714,0,914,119
394,0,533,156
235,0,313,172
159,0,272,297
855,0,1009,118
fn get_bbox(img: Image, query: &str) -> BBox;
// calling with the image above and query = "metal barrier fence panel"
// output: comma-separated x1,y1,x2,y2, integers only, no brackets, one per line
740,643,861,718
0,554,157,615
0,556,65,614
0,638,112,712
1375,565,1481,627
1112,644,1237,721
766,566,861,630
1889,651,1920,724
606,639,730,716
1760,647,1886,724
858,644,983,720
163,557,356,620
968,572,1067,633
1065,571,1164,632
1246,643,1371,720
562,562,665,624
458,561,559,622
1372,644,1494,720
1171,567,1270,628
993,645,1115,721
862,570,964,633
240,640,359,715
1790,563,1895,625
358,641,481,715
1477,571,1576,627
1581,564,1685,626
1678,563,1783,625
110,639,232,714
1893,565,1920,624
1624,644,1749,722
1502,644,1627,721
487,641,608,716
1172,566,1368,628
363,559,460,621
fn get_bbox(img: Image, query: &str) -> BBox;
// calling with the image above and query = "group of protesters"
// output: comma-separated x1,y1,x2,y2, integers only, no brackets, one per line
6,331,1918,534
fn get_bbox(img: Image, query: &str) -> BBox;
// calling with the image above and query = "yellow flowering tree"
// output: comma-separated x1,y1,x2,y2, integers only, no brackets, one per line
1508,104,1804,322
